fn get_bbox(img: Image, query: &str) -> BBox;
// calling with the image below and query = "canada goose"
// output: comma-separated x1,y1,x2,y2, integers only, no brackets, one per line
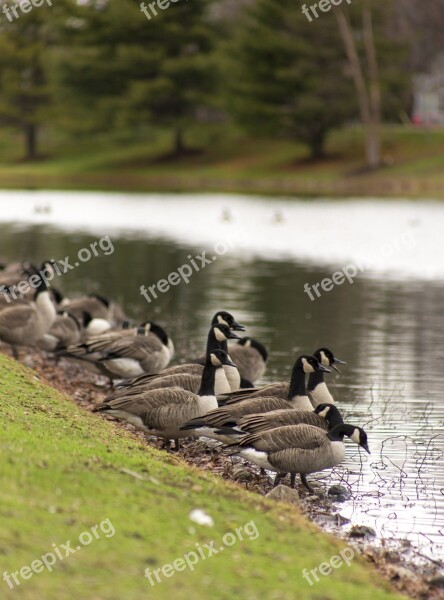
0,269,56,358
117,324,240,392
180,355,330,442
211,310,245,332
59,322,174,379
37,311,82,351
193,311,245,363
308,348,346,407
226,422,370,493
228,337,268,385
94,350,236,450
60,293,127,330
223,403,344,437
219,354,330,408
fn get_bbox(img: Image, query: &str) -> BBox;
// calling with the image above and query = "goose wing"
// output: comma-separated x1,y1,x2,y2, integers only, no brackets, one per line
238,410,328,434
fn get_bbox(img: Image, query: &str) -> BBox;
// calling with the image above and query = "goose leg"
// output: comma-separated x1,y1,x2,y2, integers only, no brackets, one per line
173,439,180,452
300,474,316,495
273,473,285,487
290,473,296,489
162,439,171,451
11,346,19,360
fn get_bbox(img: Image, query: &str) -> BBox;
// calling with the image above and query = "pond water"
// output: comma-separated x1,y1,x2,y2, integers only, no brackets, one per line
1,190,443,562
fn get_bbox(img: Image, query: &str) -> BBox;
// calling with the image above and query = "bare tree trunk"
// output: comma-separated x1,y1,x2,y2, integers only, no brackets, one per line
334,6,381,170
174,127,185,156
25,123,38,160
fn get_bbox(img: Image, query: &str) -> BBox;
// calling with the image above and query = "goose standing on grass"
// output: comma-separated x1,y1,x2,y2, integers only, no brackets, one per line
117,323,241,392
58,322,174,379
226,422,370,493
228,337,268,385
308,348,345,407
0,266,56,358
94,350,236,451
180,355,330,442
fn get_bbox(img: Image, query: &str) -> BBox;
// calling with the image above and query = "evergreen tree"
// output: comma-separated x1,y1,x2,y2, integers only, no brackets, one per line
225,0,354,159
0,1,70,159
58,0,217,155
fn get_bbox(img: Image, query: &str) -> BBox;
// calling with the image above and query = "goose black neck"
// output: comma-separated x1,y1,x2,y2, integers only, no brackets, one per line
198,364,217,396
307,370,325,393
327,423,354,442
205,329,227,356
287,362,307,399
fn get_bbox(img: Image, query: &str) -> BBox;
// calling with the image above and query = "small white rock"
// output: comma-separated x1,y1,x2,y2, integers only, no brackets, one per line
188,509,214,527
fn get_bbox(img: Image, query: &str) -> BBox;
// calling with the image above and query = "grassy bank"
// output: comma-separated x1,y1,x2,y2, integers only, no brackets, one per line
0,125,444,198
0,352,405,600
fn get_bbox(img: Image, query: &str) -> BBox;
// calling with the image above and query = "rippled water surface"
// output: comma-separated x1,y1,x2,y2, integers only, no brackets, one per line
1,191,443,560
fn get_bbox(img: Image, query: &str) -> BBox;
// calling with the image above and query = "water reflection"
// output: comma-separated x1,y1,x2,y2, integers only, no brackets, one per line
1,222,443,559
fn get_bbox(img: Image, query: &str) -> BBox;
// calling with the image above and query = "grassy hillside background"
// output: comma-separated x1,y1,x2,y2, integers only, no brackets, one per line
0,125,444,198
0,353,406,600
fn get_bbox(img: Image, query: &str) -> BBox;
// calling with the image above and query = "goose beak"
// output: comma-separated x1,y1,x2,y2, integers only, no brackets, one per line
225,358,238,368
228,331,242,340
361,443,371,454
331,364,342,373
232,321,246,331
331,358,346,373
318,364,331,373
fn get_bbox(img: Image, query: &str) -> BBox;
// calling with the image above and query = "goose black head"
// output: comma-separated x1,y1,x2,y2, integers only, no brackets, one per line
313,348,346,373
212,311,245,332
208,349,237,369
212,323,242,343
89,293,110,308
329,424,370,454
237,337,268,362
314,403,344,427
296,355,331,374
141,321,170,346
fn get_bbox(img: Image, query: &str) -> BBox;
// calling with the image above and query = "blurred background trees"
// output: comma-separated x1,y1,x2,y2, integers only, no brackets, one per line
0,0,438,165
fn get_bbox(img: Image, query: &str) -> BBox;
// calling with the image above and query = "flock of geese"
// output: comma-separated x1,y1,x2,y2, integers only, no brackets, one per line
0,261,370,495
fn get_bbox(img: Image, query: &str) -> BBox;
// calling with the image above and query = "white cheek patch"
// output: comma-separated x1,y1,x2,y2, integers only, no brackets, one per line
215,328,226,342
217,316,228,326
302,357,315,373
210,354,221,366
318,408,329,418
245,339,252,347
320,351,328,366
350,429,361,445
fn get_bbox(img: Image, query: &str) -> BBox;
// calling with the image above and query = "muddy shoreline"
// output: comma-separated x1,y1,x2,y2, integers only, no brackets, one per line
4,346,443,600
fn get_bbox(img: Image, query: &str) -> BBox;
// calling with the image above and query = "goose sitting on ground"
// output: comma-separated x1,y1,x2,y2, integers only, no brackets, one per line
180,355,330,442
60,293,127,332
0,267,57,358
225,422,370,493
228,337,268,385
37,311,82,351
116,323,241,392
220,347,343,405
94,350,236,450
58,322,174,379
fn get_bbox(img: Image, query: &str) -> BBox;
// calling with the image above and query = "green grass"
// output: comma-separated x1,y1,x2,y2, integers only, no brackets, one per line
0,124,444,197
0,353,406,600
